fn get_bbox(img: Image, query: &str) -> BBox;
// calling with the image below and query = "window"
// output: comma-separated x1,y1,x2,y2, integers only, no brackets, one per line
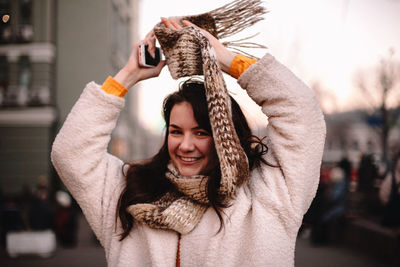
0,0,12,43
16,55,31,106
17,0,33,42
0,0,33,43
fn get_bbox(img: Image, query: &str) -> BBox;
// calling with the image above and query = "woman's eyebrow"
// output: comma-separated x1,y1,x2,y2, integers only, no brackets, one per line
169,124,202,130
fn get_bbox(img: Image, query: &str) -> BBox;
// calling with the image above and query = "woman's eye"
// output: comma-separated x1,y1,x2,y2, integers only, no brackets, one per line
169,130,182,135
196,131,210,136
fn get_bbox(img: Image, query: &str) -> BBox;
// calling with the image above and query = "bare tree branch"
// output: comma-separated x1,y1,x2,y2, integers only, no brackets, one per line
354,48,400,163
354,71,378,110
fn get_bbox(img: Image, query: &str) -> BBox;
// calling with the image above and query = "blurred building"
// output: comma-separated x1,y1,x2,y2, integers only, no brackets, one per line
323,109,400,166
0,0,57,194
0,0,140,195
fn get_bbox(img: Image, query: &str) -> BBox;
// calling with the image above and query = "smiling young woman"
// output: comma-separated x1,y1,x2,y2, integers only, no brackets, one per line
51,5,326,266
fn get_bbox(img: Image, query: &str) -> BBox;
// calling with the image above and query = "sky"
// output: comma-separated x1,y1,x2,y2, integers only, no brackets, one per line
136,0,400,133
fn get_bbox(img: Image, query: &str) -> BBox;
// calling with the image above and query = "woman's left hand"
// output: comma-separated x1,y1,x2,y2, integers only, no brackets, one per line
114,30,166,90
161,17,236,74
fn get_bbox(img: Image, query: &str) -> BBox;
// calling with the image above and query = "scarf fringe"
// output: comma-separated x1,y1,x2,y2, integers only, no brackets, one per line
209,0,268,39
223,33,268,59
178,0,268,60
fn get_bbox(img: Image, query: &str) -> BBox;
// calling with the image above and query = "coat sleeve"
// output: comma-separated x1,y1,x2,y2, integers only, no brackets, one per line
237,54,326,218
51,82,126,246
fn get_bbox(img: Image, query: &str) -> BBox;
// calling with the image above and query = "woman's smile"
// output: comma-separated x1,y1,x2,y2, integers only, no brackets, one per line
178,156,202,163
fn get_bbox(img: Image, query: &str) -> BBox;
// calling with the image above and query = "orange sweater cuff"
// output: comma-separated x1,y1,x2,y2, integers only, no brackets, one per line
101,76,128,97
229,54,258,79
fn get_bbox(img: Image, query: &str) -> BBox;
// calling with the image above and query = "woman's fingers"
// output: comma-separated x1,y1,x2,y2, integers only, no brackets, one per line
181,19,195,28
169,19,182,30
181,20,204,33
161,17,173,29
161,17,182,30
150,60,167,76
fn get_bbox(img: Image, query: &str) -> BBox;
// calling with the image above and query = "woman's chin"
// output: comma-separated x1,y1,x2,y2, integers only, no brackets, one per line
177,165,202,177
179,169,200,177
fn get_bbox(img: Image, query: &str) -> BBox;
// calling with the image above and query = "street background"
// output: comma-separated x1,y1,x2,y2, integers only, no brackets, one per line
0,0,399,266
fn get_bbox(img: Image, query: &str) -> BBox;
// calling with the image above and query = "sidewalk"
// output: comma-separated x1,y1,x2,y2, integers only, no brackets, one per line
295,236,394,267
295,216,399,267
0,213,106,267
343,217,400,266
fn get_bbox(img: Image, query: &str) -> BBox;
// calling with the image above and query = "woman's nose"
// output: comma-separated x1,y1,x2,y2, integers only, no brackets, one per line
179,134,195,152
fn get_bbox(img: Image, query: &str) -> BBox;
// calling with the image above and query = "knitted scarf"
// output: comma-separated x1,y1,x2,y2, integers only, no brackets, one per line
127,0,265,234
127,163,208,234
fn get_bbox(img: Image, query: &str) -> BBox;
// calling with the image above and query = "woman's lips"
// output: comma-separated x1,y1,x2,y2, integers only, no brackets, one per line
177,155,202,164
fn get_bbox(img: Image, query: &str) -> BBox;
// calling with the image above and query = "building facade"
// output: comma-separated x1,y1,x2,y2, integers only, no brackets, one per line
0,0,139,195
0,0,57,194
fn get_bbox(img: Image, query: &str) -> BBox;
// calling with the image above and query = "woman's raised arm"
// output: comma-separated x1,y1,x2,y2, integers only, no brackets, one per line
238,54,326,221
51,36,166,246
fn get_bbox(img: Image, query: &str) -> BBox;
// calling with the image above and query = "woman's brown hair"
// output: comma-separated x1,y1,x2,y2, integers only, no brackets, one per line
116,79,268,240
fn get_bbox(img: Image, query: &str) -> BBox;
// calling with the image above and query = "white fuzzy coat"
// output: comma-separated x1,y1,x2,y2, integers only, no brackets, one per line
51,54,326,266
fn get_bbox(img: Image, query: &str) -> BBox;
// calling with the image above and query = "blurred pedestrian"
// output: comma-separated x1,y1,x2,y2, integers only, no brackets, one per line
55,190,78,247
379,151,400,228
357,154,378,192
0,195,24,247
339,157,352,182
357,153,380,216
309,159,350,244
18,184,33,230
51,1,326,266
28,176,55,231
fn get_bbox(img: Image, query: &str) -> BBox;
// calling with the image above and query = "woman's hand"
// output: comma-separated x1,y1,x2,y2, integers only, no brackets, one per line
161,17,236,74
114,31,166,89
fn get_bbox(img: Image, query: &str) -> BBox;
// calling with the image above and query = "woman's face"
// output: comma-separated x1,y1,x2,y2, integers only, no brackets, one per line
168,101,216,176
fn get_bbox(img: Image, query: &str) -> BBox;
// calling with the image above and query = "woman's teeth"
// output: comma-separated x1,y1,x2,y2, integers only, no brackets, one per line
180,156,199,162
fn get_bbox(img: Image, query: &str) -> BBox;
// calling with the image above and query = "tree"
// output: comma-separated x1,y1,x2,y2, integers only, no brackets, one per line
355,49,400,165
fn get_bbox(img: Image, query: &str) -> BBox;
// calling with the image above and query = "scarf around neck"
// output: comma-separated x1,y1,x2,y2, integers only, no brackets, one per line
126,163,210,234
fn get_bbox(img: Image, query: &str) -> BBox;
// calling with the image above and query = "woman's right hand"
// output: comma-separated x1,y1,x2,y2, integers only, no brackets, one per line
114,31,166,89
160,18,236,74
